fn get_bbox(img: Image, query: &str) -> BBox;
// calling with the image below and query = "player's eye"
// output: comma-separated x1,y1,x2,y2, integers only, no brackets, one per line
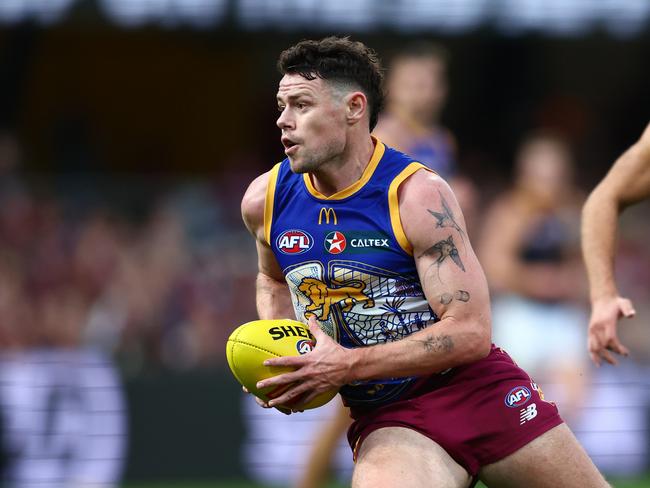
277,105,285,112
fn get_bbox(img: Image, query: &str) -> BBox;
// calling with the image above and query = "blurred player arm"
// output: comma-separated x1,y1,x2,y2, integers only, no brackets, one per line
581,122,650,365
582,123,650,300
241,171,295,321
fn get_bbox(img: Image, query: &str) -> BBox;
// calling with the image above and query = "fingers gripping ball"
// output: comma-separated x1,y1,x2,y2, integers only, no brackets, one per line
226,319,338,409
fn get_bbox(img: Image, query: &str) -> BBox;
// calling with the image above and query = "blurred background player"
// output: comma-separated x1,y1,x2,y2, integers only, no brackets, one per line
374,42,478,233
374,42,455,179
582,122,650,366
478,131,589,425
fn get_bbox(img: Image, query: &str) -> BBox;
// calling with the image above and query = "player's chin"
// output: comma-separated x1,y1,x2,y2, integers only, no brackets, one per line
288,156,310,174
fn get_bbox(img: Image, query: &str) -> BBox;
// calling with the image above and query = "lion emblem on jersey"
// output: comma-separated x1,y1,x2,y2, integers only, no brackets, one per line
298,278,375,321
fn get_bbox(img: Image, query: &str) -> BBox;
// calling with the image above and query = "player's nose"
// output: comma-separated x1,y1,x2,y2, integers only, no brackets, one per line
276,108,294,130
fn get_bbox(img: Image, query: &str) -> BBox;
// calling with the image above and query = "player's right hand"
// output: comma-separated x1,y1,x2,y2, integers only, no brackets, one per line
242,386,293,415
588,296,634,366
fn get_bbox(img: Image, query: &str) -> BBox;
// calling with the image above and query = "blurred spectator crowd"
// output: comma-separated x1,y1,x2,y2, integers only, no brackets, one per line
0,113,649,361
0,129,258,374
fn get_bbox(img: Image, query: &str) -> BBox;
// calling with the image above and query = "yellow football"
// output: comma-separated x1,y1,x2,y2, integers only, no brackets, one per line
226,319,338,410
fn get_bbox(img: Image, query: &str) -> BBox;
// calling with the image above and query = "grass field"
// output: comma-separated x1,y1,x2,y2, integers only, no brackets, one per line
125,476,650,488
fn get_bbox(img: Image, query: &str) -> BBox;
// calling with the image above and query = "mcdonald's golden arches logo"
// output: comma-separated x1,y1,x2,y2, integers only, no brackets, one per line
318,207,338,225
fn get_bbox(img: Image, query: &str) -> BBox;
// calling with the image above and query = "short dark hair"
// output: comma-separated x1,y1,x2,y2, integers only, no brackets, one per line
277,36,385,131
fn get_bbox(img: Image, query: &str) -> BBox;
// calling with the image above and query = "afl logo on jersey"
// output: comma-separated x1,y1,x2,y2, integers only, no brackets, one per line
324,231,347,254
505,386,532,408
296,339,315,355
276,230,313,254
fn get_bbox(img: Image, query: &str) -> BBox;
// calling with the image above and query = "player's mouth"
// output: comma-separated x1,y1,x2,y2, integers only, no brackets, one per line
282,137,299,155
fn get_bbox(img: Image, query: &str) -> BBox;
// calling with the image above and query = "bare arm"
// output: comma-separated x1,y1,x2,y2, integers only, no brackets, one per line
254,240,296,320
581,122,650,365
350,170,492,379
241,171,295,321
241,170,298,414
258,170,492,407
582,123,650,302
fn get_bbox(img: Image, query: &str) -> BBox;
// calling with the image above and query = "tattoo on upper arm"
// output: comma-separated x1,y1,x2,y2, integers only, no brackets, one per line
410,334,454,353
438,290,471,304
419,236,466,273
427,191,465,242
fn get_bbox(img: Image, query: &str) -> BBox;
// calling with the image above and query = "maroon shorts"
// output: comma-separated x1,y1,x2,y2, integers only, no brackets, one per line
347,345,563,477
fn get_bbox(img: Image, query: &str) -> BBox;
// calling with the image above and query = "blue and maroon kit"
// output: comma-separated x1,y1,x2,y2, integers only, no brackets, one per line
264,138,562,476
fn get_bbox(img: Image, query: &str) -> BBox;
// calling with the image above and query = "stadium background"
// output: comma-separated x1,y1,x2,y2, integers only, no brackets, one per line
0,0,649,486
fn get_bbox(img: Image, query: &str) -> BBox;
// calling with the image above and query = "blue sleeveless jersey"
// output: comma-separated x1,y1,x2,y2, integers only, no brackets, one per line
265,139,439,407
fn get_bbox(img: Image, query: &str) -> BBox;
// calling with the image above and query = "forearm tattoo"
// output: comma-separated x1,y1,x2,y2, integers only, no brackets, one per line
427,191,465,242
439,290,470,305
419,236,466,272
410,334,454,354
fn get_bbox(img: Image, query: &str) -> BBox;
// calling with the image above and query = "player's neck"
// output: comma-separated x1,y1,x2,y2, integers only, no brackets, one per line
309,134,375,197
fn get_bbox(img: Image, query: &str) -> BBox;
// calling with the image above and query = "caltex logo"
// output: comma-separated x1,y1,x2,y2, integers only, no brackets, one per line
276,230,313,254
324,231,347,254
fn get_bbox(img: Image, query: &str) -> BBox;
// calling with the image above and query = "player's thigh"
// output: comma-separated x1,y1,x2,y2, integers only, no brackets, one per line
479,423,610,488
352,426,472,488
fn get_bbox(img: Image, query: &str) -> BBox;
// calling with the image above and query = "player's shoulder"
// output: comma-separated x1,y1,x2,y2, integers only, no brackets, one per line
396,167,467,252
241,165,279,237
398,166,451,204
395,167,460,231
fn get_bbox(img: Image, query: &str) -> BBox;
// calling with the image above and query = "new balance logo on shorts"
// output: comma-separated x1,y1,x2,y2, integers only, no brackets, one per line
519,403,538,424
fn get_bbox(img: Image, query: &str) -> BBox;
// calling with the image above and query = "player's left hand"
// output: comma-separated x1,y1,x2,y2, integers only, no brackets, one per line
256,316,354,409
588,295,633,366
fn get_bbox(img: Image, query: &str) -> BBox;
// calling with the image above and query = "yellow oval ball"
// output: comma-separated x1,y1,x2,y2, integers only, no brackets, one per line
226,319,338,410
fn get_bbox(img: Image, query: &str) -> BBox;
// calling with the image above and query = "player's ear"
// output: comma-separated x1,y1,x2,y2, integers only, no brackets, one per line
345,91,367,125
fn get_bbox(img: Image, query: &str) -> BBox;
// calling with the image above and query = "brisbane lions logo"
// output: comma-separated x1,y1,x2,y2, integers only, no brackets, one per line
298,278,375,321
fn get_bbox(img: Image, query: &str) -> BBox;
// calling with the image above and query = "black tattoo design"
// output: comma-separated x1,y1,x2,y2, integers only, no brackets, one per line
411,334,454,354
419,235,465,272
439,290,471,305
427,191,465,242
439,293,453,305
455,290,470,302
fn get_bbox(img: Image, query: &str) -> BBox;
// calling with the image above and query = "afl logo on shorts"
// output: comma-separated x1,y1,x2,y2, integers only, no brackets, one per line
324,231,347,254
277,230,313,254
296,339,315,355
505,386,532,408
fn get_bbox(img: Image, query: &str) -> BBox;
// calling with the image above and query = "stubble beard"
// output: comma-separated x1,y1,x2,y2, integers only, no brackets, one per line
289,154,320,174
288,140,343,175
